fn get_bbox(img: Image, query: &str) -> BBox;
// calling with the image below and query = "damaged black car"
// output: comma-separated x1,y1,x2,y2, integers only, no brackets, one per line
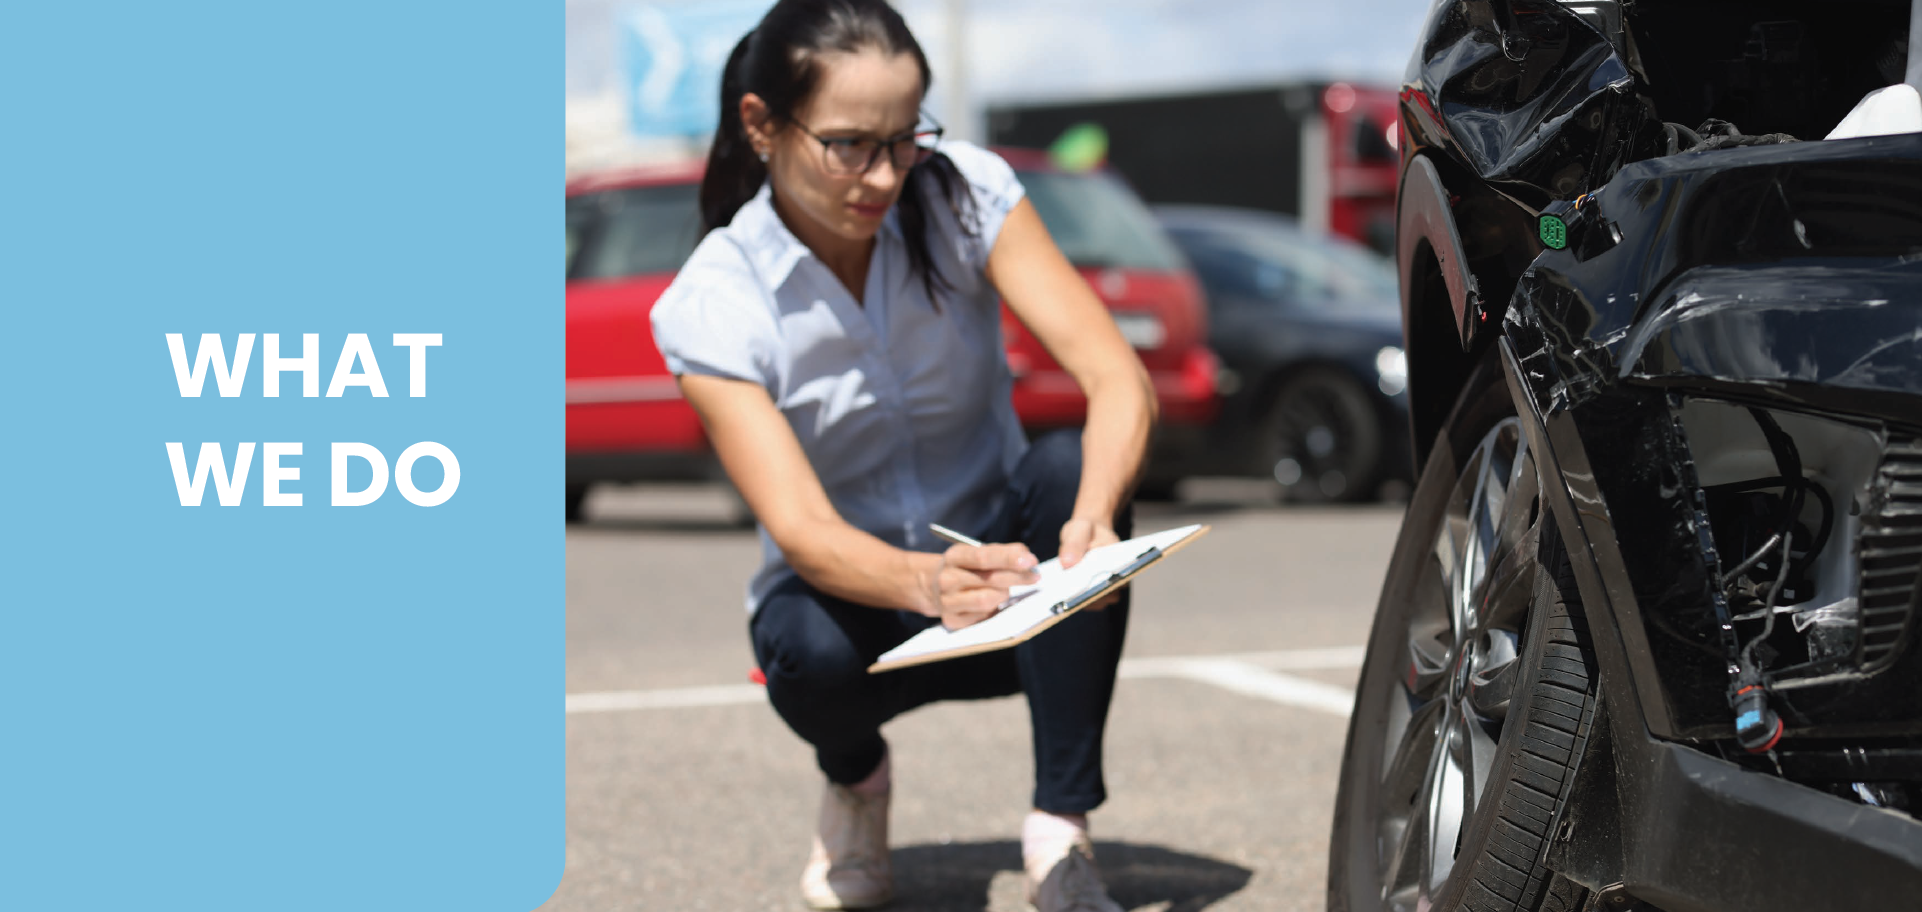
1330,2,1922,911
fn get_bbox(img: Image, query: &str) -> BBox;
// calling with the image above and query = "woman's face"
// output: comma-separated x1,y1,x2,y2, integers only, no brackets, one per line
749,48,925,247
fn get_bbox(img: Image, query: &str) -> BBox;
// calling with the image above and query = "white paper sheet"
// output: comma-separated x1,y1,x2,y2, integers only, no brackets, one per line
872,524,1204,670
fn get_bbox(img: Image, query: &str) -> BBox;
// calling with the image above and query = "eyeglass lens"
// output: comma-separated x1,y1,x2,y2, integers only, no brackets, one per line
823,130,942,174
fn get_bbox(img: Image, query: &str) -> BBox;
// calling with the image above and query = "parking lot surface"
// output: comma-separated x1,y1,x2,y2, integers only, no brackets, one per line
547,481,1405,911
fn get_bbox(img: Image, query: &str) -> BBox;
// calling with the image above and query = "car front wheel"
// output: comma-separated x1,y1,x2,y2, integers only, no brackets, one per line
1260,368,1383,503
1329,372,1599,912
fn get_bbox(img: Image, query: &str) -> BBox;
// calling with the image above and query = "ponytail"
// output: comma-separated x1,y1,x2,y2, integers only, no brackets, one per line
699,31,766,233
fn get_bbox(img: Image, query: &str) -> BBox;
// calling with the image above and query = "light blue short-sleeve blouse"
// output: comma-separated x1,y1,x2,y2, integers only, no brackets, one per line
651,141,1031,613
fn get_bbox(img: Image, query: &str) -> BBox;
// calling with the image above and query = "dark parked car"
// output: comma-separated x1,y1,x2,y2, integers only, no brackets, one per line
1331,3,1922,912
1154,205,1413,502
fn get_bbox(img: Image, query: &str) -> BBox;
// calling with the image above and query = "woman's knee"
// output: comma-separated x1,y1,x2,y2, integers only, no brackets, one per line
760,634,896,748
759,629,867,696
754,594,884,704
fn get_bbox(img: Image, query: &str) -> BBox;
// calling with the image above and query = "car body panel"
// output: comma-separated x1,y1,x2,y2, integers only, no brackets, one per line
564,273,705,454
1521,135,1922,415
1396,154,1479,346
1387,0,1922,904
1405,0,1657,211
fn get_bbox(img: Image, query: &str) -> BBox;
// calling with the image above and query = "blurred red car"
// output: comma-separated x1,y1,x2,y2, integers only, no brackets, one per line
564,151,1218,521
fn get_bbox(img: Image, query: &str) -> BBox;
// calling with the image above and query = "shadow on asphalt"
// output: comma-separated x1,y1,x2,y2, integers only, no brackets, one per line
889,839,1252,910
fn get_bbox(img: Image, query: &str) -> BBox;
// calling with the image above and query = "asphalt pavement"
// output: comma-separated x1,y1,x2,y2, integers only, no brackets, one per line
546,480,1407,912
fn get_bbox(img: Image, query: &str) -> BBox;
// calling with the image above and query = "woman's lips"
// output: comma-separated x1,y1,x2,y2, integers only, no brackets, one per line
848,201,890,219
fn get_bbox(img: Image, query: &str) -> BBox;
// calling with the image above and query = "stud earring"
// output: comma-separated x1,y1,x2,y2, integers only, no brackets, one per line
757,150,769,164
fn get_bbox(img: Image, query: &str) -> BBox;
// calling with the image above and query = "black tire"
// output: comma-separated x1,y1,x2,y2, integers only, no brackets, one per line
1328,368,1599,912
565,483,590,524
1258,367,1383,503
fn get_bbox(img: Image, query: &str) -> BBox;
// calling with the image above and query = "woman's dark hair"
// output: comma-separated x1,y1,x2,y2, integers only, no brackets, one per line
701,0,972,299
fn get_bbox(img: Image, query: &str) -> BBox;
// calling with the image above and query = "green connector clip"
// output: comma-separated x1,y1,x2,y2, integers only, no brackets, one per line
1539,214,1568,250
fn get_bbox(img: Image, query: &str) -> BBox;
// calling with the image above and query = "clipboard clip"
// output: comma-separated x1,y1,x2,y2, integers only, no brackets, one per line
1052,546,1162,614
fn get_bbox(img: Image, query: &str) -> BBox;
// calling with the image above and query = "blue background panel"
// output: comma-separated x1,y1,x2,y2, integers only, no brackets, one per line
0,3,560,909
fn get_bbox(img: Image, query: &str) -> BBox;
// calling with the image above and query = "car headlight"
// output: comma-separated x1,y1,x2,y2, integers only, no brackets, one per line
1375,346,1407,397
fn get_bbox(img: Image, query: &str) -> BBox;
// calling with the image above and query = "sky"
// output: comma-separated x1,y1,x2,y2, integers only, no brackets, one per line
918,0,1432,102
566,0,1436,119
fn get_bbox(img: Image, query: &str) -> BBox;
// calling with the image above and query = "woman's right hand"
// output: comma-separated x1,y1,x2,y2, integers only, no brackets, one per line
918,543,1042,630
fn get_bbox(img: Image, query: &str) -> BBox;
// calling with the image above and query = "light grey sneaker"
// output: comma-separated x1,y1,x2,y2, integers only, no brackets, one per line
799,779,893,909
1027,839,1124,912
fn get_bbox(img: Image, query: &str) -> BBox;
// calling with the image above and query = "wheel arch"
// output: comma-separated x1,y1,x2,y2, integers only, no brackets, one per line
1398,154,1487,474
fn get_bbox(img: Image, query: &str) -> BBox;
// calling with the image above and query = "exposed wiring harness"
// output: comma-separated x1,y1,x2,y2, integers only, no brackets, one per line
1721,407,1816,753
1709,474,1833,599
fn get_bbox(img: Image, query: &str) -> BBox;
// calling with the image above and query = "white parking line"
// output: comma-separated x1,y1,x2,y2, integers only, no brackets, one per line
565,684,769,713
1128,658,1358,717
566,645,1363,718
1120,644,1364,675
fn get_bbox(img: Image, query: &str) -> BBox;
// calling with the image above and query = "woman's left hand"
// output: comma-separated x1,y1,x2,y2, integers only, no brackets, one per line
1059,517,1125,611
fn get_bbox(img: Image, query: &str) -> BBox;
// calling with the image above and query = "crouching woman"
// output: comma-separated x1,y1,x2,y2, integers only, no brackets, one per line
650,1,1156,908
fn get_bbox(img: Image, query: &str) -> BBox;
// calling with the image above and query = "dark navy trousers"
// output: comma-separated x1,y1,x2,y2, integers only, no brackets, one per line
749,431,1133,814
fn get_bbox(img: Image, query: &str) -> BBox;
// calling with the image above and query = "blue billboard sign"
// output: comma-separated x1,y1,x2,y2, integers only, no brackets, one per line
623,0,773,138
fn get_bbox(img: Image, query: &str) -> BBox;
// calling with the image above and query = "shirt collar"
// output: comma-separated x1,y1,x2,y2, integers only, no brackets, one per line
729,180,907,290
730,183,807,290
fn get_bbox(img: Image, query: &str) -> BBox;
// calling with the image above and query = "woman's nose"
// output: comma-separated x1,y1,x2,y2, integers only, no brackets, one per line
862,154,903,191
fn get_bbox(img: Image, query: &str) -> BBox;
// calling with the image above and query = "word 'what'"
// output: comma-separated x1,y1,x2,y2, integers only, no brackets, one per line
164,333,460,507
166,333,442,397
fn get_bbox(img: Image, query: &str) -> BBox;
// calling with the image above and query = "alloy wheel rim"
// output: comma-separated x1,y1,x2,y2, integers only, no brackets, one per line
1374,417,1542,911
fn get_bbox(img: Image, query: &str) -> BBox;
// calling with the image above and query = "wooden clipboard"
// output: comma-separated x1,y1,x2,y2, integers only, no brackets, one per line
867,524,1210,674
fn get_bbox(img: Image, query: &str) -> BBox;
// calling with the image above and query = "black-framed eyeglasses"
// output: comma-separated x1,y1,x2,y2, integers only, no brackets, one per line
791,113,945,176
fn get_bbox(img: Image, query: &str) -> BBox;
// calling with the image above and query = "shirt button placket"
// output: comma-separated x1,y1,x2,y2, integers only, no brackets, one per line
826,260,927,552
867,351,926,550
865,248,926,549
